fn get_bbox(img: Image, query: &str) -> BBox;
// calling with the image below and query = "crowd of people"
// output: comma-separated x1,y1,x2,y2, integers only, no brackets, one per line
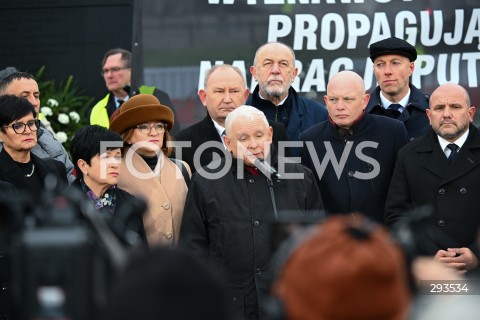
1,37,480,320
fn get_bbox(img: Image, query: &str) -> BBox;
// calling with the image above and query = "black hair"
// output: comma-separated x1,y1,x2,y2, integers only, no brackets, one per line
0,72,35,94
70,125,123,179
0,95,36,132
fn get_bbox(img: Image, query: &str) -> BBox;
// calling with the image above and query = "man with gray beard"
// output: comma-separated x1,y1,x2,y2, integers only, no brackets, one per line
247,42,327,145
385,83,480,274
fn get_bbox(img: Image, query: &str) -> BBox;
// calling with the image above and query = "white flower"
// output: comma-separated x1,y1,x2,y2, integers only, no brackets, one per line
55,131,68,143
47,99,59,107
40,106,53,116
58,113,70,124
69,111,80,123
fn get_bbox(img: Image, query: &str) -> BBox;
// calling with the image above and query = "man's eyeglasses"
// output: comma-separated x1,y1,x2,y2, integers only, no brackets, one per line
101,66,130,76
4,119,40,134
136,122,167,135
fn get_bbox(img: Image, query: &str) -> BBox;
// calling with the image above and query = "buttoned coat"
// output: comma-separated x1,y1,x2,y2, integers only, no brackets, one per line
385,126,480,256
179,155,323,319
300,113,409,223
174,114,288,173
117,151,190,246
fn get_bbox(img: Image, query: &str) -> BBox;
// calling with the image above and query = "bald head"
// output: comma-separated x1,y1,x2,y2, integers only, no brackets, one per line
324,71,369,129
430,83,471,108
327,70,365,94
250,42,298,105
427,83,475,142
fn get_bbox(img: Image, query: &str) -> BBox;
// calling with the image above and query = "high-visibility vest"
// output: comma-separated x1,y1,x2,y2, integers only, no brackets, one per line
89,85,156,128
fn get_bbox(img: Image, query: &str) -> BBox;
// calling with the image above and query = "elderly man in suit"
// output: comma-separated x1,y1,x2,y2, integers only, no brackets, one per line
174,64,287,173
385,83,480,273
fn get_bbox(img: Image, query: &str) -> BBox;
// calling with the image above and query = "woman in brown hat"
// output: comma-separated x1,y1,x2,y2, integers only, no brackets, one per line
110,94,191,247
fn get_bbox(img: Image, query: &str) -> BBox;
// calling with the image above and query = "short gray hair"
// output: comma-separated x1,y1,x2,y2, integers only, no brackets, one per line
203,64,245,89
225,105,269,135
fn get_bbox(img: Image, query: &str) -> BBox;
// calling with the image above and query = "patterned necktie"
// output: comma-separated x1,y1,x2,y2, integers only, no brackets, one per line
446,143,459,161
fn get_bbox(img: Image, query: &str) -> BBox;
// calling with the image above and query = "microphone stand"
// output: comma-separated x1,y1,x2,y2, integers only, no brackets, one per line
266,177,279,221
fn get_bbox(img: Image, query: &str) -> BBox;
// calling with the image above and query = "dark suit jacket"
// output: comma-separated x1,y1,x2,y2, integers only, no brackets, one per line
0,149,68,203
385,125,480,256
174,114,288,173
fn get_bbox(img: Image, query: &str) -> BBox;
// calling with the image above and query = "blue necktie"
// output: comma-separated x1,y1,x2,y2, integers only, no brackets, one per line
446,144,459,161
388,103,402,111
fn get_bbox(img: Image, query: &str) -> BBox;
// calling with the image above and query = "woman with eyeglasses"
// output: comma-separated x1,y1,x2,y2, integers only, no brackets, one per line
110,94,191,247
0,95,68,202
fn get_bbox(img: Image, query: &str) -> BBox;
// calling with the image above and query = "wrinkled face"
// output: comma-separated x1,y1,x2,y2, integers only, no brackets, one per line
373,54,414,100
128,122,166,157
324,77,369,129
0,113,38,154
81,148,122,190
224,117,273,166
427,85,475,142
102,53,131,93
4,78,40,113
250,43,298,102
199,66,249,126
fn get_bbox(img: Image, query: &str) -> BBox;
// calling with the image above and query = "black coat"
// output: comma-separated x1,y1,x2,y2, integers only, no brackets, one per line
69,179,148,247
385,126,480,256
174,114,288,173
367,84,430,140
0,149,68,203
300,113,409,223
179,156,323,319
0,181,17,320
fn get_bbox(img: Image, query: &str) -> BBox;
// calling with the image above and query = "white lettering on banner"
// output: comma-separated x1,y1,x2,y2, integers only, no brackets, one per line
465,8,480,50
198,5,480,93
268,9,479,49
463,52,480,87
347,13,370,48
199,53,480,94
444,10,464,46
301,59,326,92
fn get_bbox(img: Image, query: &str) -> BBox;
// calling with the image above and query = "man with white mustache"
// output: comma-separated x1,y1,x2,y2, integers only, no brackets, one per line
247,42,327,145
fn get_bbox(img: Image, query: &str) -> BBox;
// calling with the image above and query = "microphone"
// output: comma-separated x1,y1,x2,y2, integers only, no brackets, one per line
253,158,281,182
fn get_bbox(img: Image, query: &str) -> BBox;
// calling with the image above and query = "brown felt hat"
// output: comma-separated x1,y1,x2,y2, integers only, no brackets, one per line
109,94,174,134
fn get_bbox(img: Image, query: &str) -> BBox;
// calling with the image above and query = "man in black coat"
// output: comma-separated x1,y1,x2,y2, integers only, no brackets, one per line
366,37,430,139
179,106,323,320
300,70,408,223
174,64,287,173
385,83,480,273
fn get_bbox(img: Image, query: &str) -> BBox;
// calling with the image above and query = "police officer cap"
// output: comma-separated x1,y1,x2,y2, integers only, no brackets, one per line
369,37,417,62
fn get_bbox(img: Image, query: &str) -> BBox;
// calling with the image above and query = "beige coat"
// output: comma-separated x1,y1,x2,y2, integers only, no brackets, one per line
118,151,190,247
